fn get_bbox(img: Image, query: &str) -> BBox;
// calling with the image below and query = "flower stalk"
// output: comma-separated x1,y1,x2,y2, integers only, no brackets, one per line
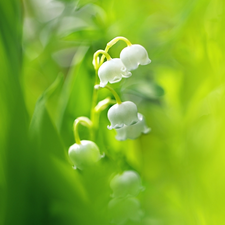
93,50,111,70
100,36,132,65
73,117,93,144
72,36,150,154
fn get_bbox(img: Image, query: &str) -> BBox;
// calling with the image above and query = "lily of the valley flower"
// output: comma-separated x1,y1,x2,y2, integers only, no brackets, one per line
68,140,101,170
110,170,144,198
120,44,151,71
107,101,138,130
115,113,150,141
98,58,131,87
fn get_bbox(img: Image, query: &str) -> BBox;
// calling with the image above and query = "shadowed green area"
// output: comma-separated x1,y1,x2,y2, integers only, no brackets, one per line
0,0,225,224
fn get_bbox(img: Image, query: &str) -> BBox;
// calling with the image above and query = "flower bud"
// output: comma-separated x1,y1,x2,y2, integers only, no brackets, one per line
68,140,101,170
110,170,144,198
115,113,150,141
108,197,143,224
107,101,138,130
98,58,131,87
120,44,151,71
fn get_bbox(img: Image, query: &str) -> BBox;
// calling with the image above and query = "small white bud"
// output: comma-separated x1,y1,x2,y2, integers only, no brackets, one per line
68,140,101,170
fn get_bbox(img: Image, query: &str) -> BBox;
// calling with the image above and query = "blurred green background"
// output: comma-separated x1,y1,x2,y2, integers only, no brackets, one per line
0,0,225,224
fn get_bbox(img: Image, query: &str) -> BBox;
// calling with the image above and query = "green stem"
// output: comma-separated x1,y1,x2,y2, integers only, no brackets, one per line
73,117,93,144
91,98,115,135
95,97,116,113
90,69,99,141
107,36,132,47
95,85,122,104
100,36,132,65
93,50,111,70
90,85,121,140
104,85,122,104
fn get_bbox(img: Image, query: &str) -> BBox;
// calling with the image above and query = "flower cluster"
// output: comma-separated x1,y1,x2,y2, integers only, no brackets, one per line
98,44,151,87
96,38,151,141
108,171,144,224
66,36,151,225
68,37,151,170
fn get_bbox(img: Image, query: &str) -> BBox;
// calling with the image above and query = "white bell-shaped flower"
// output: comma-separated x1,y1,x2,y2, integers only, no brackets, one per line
107,101,138,130
108,197,143,225
68,140,101,170
120,44,151,71
98,58,131,87
115,113,150,141
110,170,144,198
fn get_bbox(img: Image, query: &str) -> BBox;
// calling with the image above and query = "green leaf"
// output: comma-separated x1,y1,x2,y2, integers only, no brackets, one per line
29,89,100,225
0,1,32,225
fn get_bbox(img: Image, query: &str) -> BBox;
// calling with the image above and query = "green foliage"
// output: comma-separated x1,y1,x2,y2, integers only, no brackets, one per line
0,0,225,224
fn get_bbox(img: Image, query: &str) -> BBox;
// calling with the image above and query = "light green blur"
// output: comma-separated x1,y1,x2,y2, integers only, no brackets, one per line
0,0,224,224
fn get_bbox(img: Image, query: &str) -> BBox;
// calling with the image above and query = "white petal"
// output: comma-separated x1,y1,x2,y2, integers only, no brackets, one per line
98,58,131,87
120,44,151,71
115,113,150,140
68,140,101,170
107,101,138,130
